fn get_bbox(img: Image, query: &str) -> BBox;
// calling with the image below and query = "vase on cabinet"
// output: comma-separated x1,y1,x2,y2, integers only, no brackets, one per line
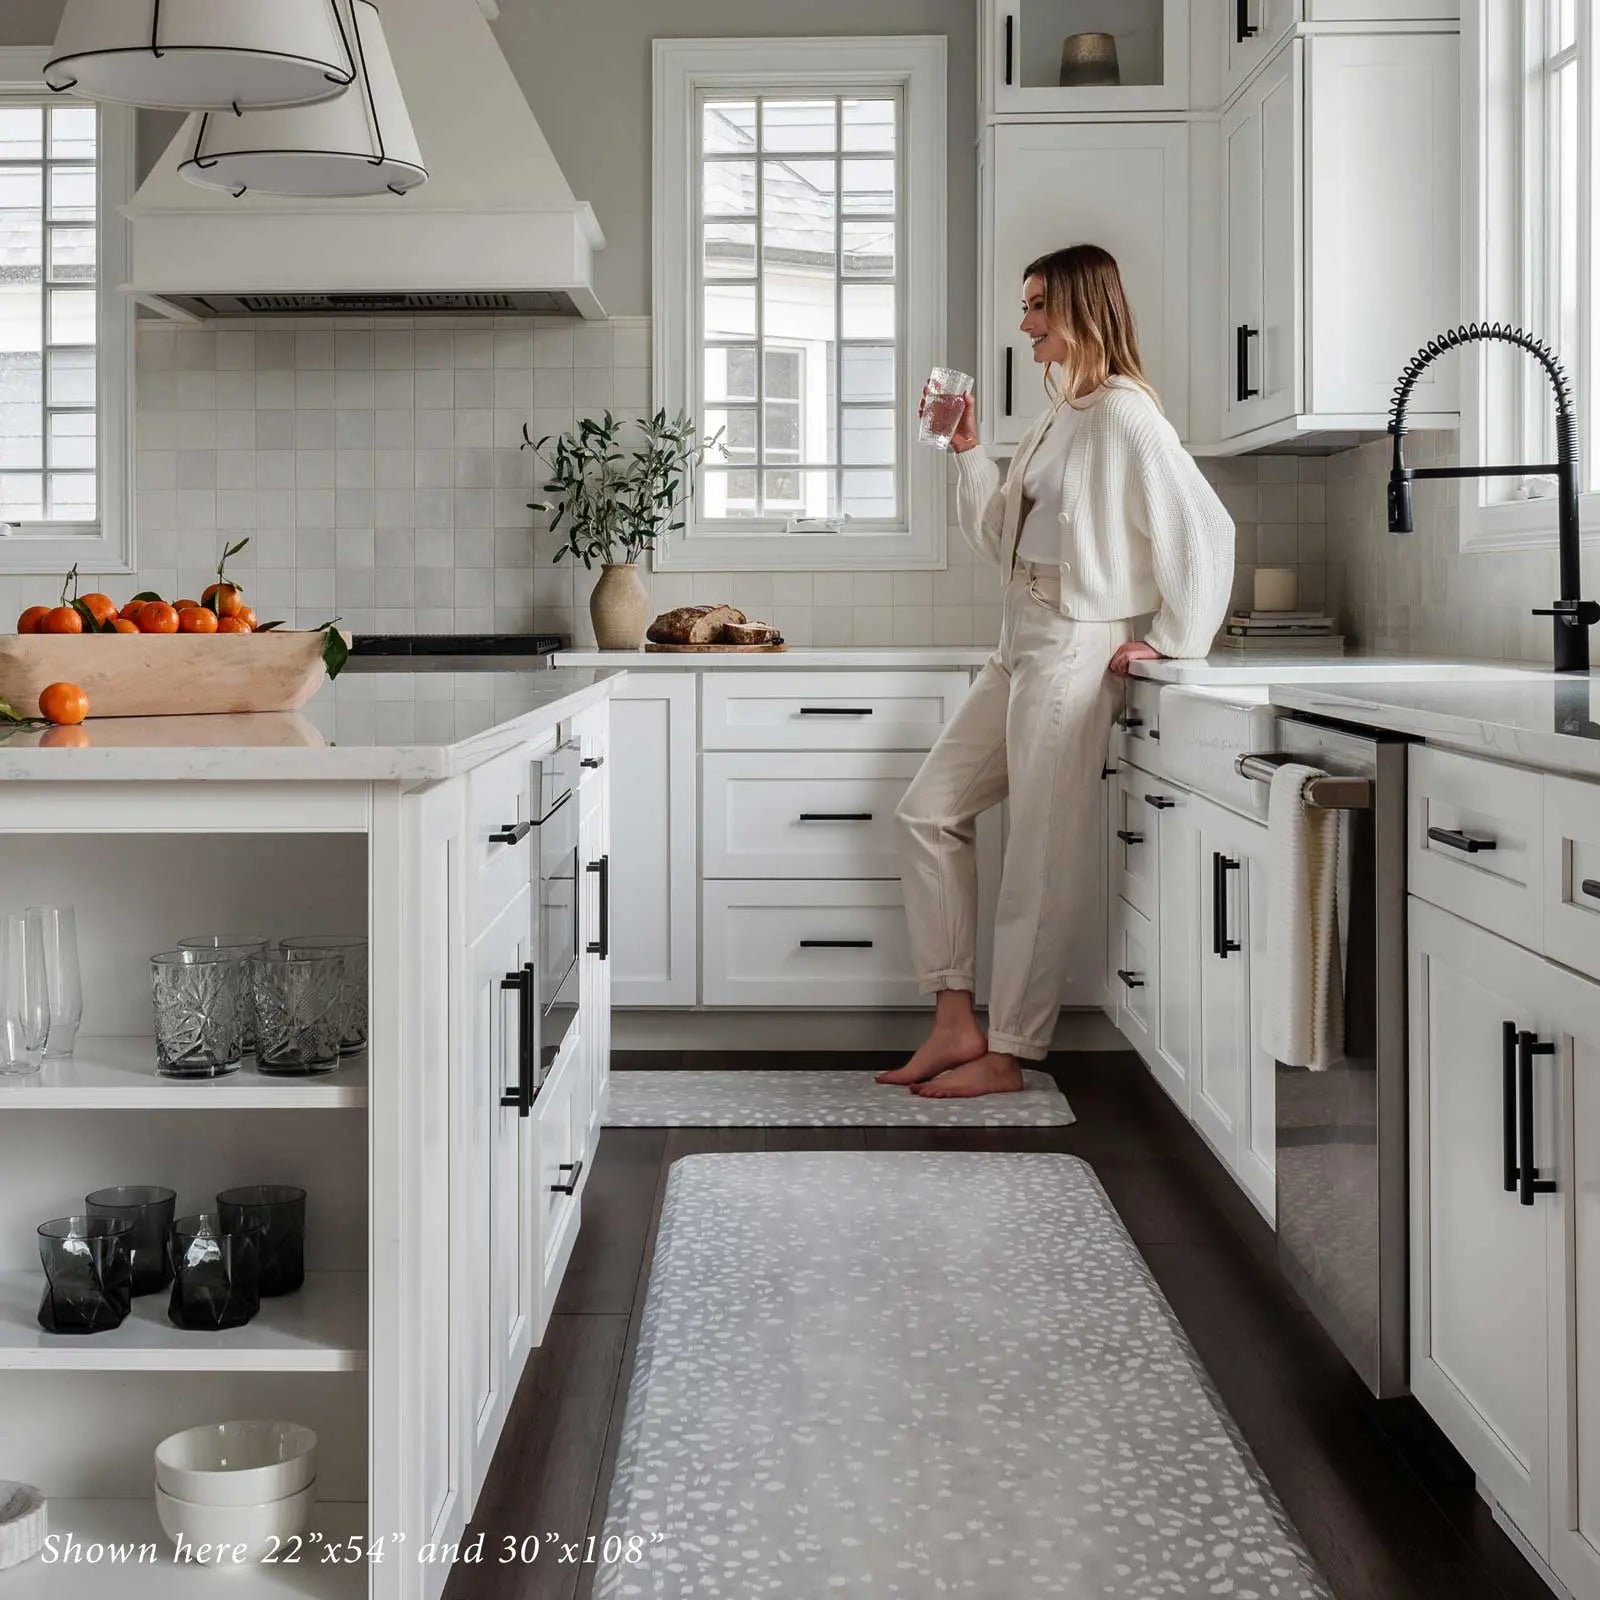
590,563,650,650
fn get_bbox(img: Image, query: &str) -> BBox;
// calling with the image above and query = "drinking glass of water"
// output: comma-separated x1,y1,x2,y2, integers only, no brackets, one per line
919,367,974,450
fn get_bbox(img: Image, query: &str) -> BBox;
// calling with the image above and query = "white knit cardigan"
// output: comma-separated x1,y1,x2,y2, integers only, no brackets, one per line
953,381,1235,659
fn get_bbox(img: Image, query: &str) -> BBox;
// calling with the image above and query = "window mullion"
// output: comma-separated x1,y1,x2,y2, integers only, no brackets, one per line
833,97,844,520
753,99,767,516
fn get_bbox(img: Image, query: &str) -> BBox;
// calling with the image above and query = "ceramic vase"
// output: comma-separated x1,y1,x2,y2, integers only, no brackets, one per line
590,562,650,649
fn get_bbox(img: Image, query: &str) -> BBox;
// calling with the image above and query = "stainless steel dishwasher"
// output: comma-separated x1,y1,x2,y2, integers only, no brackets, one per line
1238,715,1410,1399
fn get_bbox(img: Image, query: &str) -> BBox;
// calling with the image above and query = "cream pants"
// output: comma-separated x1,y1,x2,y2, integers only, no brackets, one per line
895,567,1133,1060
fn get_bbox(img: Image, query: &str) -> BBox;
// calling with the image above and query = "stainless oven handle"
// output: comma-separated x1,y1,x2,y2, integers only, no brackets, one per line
1235,753,1372,811
586,856,609,960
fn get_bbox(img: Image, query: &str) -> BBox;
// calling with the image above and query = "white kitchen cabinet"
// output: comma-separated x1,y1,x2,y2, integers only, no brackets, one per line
981,0,1190,116
609,674,697,1006
1225,0,1298,101
580,736,613,1145
1113,770,1158,919
1192,814,1249,1177
1221,39,1299,436
1149,782,1199,1117
981,120,1189,449
1543,772,1600,985
1109,895,1158,1051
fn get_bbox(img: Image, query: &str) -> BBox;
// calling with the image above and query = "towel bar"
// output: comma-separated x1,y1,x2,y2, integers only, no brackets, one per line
1235,752,1372,811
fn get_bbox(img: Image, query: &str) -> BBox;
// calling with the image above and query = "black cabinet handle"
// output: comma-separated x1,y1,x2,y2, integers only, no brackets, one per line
1516,1029,1558,1206
500,967,533,1118
490,819,532,846
580,755,604,770
1428,825,1497,854
1236,0,1259,42
1004,346,1013,416
1212,853,1242,958
800,938,874,948
586,856,609,960
1116,968,1145,990
1118,711,1144,730
1144,793,1175,810
1116,829,1145,846
1004,11,1014,85
1581,878,1600,899
799,706,874,716
1503,1020,1519,1193
1236,325,1260,401
550,1158,584,1197
799,812,873,822
1100,762,1117,780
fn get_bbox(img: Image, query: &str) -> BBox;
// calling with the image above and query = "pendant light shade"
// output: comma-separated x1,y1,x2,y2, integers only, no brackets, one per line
44,0,355,112
180,1,426,199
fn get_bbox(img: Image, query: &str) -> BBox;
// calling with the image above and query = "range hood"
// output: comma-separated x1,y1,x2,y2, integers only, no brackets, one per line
123,0,604,319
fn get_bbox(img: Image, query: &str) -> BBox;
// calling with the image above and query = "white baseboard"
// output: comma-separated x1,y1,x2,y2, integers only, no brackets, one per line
611,1008,1128,1054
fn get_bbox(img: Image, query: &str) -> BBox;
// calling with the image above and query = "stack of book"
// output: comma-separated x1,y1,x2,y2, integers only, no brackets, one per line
1220,609,1345,655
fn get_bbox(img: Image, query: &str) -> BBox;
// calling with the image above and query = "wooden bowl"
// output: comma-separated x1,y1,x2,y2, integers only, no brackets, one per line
0,630,346,718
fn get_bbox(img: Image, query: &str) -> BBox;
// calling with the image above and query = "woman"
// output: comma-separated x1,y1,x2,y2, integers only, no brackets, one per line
882,244,1234,1098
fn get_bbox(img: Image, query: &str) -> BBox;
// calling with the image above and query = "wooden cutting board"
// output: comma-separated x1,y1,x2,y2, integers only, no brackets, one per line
644,641,788,653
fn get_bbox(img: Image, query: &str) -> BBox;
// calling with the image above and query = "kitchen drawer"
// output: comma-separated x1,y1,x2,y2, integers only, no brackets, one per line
567,702,607,822
1114,773,1158,918
1544,771,1600,981
701,880,926,1007
1110,897,1158,1051
468,743,538,936
1408,745,1543,951
1112,679,1164,775
701,670,971,751
702,751,921,879
535,1033,585,1322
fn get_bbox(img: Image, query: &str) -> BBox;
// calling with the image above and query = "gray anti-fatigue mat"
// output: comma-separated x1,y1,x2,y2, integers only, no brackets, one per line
603,1068,1074,1127
597,1152,1331,1599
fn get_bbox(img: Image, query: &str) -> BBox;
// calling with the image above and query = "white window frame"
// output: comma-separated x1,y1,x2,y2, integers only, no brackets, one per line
0,47,135,575
651,36,947,572
1460,0,1600,554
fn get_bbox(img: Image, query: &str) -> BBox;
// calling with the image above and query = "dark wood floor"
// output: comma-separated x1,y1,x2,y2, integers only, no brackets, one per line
442,1051,1553,1600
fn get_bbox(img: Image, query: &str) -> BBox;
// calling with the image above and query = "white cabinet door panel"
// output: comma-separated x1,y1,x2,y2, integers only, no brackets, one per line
702,671,971,752
1152,785,1199,1117
1544,772,1600,984
1225,0,1299,100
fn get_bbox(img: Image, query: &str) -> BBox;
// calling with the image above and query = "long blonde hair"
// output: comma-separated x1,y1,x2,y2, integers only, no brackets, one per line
1022,244,1161,411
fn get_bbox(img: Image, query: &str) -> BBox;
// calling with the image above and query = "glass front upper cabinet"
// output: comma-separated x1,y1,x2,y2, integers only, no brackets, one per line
985,0,1190,114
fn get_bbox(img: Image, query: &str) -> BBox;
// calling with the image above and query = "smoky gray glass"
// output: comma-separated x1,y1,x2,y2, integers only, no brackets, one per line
249,949,341,1075
178,936,270,1052
216,1184,305,1297
38,1215,133,1334
167,1212,261,1331
85,1185,176,1297
150,948,244,1078
280,935,366,1055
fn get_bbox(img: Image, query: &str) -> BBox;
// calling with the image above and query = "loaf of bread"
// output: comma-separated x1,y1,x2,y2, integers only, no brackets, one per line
646,603,746,644
719,621,783,645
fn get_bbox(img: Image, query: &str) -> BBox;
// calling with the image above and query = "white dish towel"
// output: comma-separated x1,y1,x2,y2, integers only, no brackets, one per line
1261,762,1345,1071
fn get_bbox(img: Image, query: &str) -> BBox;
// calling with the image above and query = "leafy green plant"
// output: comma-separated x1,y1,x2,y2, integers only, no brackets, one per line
523,410,724,568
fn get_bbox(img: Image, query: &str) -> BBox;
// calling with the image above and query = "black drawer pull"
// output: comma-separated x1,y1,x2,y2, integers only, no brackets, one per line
550,1158,584,1197
1116,968,1145,990
1116,829,1145,846
1516,1030,1557,1206
799,812,874,822
1503,1021,1519,1193
580,755,604,769
1144,794,1175,810
489,819,532,846
1004,345,1014,416
1100,762,1117,780
800,938,874,949
586,856,609,959
1428,825,1497,854
1212,853,1242,958
1236,0,1258,43
799,706,874,716
1117,711,1144,730
1236,324,1260,401
1581,878,1600,899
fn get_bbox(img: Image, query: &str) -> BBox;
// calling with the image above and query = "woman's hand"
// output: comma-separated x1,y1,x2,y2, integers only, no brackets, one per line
919,384,980,453
1110,641,1166,677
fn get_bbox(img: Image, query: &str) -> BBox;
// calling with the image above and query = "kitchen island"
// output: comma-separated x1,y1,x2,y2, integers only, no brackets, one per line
0,666,617,1600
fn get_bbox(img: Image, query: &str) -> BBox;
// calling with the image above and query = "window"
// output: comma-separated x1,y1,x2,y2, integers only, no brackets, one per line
1463,1,1600,550
653,37,947,570
0,49,133,573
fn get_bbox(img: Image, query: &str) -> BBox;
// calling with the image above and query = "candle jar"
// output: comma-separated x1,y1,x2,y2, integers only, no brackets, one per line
37,1216,134,1334
167,1213,262,1332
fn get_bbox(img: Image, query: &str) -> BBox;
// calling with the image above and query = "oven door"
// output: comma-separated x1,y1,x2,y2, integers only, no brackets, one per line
532,788,579,1088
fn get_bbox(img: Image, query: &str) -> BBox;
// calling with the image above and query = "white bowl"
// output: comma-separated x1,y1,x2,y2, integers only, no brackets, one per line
154,1420,317,1507
154,1480,315,1564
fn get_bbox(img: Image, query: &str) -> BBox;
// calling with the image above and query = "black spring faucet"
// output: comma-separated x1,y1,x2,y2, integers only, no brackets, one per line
1388,322,1599,673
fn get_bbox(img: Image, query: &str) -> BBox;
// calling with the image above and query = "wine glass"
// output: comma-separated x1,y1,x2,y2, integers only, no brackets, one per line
0,913,50,1078
28,905,82,1060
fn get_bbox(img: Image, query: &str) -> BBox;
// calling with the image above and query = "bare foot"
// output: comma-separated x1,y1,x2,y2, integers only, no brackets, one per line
912,1052,1027,1098
876,1017,989,1085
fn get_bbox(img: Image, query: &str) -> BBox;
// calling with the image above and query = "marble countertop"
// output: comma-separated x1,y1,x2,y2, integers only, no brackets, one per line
1269,673,1600,779
0,666,616,783
556,647,992,669
1127,652,1548,685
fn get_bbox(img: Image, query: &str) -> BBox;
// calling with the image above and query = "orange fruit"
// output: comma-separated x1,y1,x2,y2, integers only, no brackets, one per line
136,601,179,634
109,617,139,634
41,605,84,634
178,606,217,634
17,605,50,634
202,582,245,618
80,592,117,627
171,599,199,614
120,598,148,621
234,605,258,632
40,724,90,749
38,681,89,725
215,615,252,633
